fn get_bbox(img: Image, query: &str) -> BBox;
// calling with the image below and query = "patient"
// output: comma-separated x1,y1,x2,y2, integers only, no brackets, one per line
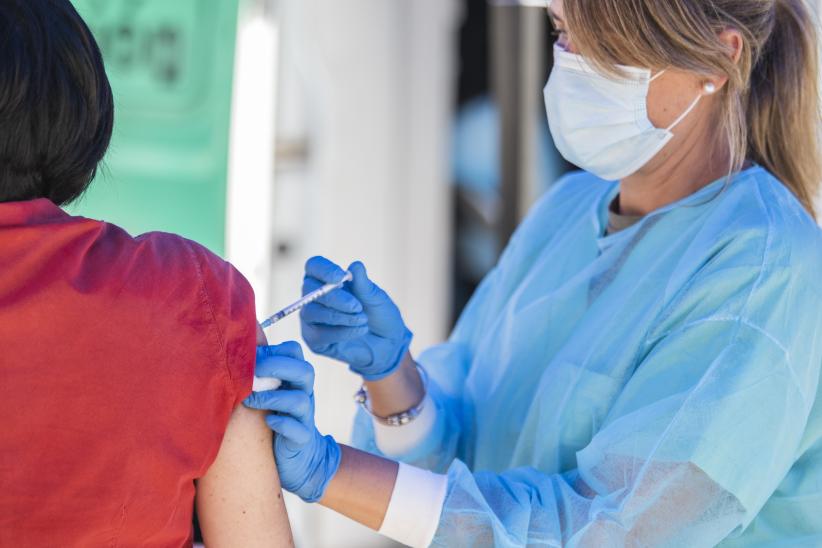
0,1,292,546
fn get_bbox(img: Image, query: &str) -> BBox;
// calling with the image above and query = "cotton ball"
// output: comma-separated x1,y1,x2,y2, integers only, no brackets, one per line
252,376,282,392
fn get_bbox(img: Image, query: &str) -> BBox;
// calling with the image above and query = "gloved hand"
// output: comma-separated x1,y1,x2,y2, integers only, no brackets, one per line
300,256,413,381
244,342,341,503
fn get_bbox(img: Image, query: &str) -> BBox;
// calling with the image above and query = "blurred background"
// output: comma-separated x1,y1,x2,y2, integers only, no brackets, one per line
65,0,821,546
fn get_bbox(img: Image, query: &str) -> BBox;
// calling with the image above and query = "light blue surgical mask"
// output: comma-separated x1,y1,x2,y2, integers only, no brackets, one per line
544,44,711,180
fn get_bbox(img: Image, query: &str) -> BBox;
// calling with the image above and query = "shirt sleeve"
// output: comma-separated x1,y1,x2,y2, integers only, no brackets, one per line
426,260,822,546
186,240,258,408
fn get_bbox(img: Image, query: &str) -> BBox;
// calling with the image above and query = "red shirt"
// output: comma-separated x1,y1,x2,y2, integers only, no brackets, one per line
0,199,257,547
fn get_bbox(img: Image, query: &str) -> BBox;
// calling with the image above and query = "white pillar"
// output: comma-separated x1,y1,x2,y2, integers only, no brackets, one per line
269,0,461,545
226,0,279,311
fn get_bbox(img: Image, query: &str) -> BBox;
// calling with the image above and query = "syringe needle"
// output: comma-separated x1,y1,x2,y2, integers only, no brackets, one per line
260,271,353,329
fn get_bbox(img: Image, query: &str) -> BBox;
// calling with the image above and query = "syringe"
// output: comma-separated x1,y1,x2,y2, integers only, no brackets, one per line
260,271,354,329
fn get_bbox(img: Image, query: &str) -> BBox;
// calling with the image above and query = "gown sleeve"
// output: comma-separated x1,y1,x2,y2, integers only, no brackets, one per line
430,256,822,546
351,174,592,470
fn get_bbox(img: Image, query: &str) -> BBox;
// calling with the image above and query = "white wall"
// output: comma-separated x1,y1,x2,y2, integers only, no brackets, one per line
267,1,461,545
227,0,279,312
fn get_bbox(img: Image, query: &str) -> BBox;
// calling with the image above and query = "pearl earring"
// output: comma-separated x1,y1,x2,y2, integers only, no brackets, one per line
703,82,717,94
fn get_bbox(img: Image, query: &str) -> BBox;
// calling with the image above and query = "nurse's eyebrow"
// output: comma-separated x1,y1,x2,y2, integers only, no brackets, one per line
548,8,564,25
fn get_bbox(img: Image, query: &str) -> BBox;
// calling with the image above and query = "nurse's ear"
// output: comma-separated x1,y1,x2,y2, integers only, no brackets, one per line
705,28,745,93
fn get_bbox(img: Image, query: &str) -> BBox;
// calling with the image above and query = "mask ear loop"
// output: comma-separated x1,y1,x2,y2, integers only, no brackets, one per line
664,80,718,131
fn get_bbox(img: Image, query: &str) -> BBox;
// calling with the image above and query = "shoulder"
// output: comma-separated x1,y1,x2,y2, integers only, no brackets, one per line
131,230,209,270
60,224,258,454
96,226,255,317
714,167,822,282
60,219,253,343
122,231,251,297
58,220,210,297
514,170,614,239
534,170,615,217
654,167,822,353
82,224,203,281
131,232,257,405
497,170,611,263
133,231,256,330
97,228,257,394
749,167,822,259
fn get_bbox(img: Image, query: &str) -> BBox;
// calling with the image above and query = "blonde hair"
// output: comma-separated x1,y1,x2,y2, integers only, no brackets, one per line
563,0,822,219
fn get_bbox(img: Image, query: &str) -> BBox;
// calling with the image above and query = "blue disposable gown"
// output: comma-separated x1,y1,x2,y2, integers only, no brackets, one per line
353,166,822,547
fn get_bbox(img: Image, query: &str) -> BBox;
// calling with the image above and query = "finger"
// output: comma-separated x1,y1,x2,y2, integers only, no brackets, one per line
252,356,315,393
303,277,362,314
302,324,369,346
305,256,348,285
257,341,304,361
334,339,374,368
243,390,269,410
347,261,385,306
300,334,333,356
266,415,313,446
243,389,312,420
301,303,368,328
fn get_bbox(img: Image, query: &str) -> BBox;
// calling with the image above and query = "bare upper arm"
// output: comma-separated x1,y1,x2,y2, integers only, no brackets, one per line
196,326,293,547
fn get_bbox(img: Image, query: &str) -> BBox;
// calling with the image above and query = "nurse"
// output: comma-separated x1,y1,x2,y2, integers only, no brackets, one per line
248,0,822,545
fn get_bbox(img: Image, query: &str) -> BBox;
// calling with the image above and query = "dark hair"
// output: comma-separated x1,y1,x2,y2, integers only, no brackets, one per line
0,0,113,205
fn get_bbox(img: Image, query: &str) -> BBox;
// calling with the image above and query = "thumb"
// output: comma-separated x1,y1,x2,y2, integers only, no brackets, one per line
348,261,385,306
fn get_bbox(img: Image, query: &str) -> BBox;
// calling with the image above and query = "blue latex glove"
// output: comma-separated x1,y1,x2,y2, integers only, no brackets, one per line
300,256,413,381
243,342,341,503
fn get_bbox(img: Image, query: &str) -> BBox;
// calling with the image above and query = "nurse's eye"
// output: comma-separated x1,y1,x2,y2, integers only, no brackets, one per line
547,9,569,48
547,6,571,49
551,28,570,49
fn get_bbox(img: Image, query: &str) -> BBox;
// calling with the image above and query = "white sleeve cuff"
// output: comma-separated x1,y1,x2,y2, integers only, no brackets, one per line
379,462,448,548
373,393,437,457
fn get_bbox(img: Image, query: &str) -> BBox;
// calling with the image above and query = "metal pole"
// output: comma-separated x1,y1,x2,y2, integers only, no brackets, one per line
490,0,546,251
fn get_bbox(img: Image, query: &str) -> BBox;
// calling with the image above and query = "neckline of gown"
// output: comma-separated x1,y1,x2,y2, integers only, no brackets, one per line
593,164,765,250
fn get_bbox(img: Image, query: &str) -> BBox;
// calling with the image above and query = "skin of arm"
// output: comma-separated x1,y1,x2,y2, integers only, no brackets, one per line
195,326,294,548
317,448,734,544
324,357,735,543
364,351,425,417
320,445,398,531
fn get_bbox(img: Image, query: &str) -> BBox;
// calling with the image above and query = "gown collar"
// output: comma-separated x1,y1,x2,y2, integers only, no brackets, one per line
593,165,765,252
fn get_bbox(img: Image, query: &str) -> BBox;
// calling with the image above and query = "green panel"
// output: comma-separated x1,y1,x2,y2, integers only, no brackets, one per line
69,0,240,255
